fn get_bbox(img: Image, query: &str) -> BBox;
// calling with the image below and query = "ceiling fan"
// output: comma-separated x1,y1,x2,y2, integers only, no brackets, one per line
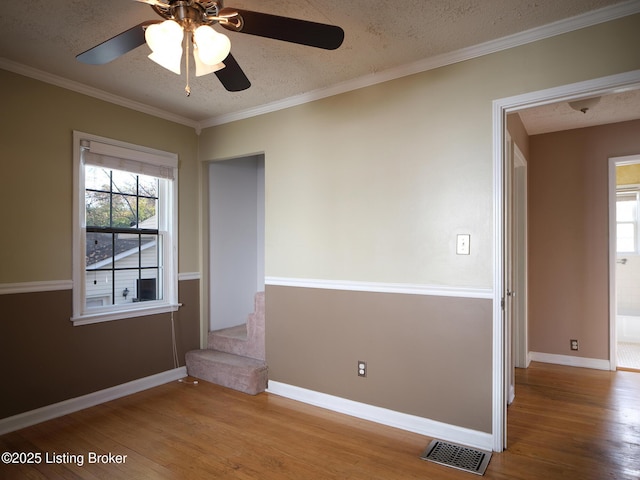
77,0,345,94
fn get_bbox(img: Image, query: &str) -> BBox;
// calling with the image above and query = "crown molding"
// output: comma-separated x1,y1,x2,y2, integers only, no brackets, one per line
200,0,640,128
0,58,199,130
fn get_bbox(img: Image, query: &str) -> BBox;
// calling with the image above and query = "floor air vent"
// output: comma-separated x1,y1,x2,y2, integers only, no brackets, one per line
420,440,492,476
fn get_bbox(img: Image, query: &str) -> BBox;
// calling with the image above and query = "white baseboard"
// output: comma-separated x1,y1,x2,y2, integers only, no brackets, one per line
529,352,610,370
267,381,493,452
0,367,187,435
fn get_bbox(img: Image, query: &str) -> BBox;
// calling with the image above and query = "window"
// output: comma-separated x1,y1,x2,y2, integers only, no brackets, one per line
616,189,639,254
72,132,178,325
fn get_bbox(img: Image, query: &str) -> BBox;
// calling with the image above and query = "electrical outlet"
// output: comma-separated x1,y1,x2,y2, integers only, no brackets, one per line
357,361,367,377
570,339,579,351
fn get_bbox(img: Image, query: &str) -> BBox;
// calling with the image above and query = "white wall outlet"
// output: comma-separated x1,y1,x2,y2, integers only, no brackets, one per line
357,361,367,377
456,234,471,255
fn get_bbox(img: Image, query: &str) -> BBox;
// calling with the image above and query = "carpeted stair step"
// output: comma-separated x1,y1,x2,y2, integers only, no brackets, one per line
208,324,249,357
185,349,268,395
207,292,265,361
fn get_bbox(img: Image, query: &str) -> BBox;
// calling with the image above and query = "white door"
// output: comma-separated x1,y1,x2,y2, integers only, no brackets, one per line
504,133,516,406
504,133,528,408
513,145,528,370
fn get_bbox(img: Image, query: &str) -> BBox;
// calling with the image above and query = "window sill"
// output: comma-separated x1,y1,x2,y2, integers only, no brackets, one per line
71,303,180,326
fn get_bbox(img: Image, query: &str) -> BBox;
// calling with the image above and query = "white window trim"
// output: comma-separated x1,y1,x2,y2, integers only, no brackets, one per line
72,131,179,326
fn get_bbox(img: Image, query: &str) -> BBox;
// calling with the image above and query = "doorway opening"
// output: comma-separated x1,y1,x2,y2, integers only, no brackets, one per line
609,154,640,371
492,69,640,452
208,154,265,333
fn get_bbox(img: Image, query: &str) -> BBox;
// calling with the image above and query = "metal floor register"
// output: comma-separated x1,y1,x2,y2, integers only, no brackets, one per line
420,440,492,475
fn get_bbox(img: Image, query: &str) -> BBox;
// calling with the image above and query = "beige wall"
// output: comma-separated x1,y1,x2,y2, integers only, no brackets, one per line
0,70,201,418
0,70,201,281
200,14,640,287
198,14,640,433
529,119,640,360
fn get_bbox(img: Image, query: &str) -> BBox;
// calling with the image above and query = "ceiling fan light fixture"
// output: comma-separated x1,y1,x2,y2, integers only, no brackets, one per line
77,1,345,93
194,53,225,77
194,25,231,66
148,50,183,74
145,20,184,74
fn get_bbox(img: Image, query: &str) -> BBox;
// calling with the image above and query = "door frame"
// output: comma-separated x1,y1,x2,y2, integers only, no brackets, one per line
504,132,528,407
503,131,516,406
609,153,640,370
491,69,640,452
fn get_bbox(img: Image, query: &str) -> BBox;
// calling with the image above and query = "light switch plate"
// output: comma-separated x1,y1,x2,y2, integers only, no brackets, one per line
457,234,470,255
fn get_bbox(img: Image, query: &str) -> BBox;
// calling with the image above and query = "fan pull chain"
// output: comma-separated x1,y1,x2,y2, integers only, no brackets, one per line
184,34,191,97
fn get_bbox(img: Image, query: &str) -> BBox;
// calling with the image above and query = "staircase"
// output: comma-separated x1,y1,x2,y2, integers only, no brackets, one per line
185,292,268,395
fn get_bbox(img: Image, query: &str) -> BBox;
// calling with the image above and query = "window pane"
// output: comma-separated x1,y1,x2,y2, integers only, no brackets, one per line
85,270,112,308
115,270,135,305
140,235,159,268
138,197,157,228
136,273,158,301
138,174,158,199
111,194,138,228
114,233,142,265
85,166,111,192
617,223,636,253
86,232,113,268
617,199,637,222
111,170,137,195
85,191,110,227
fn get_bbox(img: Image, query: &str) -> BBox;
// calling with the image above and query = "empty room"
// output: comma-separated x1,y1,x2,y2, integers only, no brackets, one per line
1,1,640,478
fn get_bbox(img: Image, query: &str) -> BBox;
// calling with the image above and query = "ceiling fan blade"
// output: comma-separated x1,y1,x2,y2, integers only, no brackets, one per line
219,8,344,50
215,53,251,91
76,21,160,65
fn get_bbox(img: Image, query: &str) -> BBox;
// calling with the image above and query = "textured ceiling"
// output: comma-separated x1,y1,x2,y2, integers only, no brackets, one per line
0,0,638,128
518,89,640,135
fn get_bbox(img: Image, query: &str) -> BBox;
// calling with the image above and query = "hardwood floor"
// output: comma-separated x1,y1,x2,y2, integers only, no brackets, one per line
505,363,640,480
1,362,639,479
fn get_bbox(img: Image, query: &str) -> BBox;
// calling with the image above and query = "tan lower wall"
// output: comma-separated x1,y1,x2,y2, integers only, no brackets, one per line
265,285,493,433
0,279,200,419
